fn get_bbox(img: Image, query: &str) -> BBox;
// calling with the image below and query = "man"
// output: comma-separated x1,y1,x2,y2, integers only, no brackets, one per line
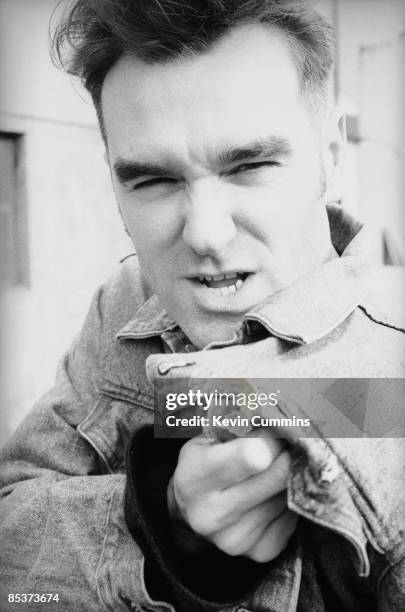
0,1,404,611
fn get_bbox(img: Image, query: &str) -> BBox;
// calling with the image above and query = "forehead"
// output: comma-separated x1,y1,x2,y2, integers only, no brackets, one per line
102,25,312,161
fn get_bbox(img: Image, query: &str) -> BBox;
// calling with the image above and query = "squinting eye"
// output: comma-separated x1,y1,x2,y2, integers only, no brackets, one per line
133,177,178,190
231,161,280,175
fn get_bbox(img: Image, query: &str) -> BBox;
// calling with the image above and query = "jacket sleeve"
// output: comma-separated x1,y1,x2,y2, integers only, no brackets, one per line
145,340,405,606
125,426,275,612
0,286,162,612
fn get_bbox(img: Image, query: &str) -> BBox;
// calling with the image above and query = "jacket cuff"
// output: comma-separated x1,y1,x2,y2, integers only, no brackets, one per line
125,425,270,611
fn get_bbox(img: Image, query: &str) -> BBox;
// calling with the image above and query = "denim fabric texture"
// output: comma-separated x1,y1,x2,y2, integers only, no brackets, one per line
0,205,404,611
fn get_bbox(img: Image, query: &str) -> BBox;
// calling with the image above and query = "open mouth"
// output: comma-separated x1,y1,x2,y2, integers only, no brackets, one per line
196,272,249,296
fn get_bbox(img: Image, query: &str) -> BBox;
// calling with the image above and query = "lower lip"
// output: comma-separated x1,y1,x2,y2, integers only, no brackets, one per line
189,274,258,313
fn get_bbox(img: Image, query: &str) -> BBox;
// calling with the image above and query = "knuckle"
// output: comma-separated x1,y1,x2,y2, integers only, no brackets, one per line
187,505,217,537
247,547,274,563
208,492,233,525
174,455,208,501
187,509,209,536
184,491,228,536
178,441,198,468
246,511,298,563
222,544,243,557
213,533,244,557
172,470,192,505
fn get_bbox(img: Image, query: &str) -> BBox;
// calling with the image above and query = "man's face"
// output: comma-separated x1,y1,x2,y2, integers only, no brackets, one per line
102,25,335,348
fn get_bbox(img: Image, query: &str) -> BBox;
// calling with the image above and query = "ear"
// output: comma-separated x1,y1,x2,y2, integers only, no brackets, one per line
322,105,346,204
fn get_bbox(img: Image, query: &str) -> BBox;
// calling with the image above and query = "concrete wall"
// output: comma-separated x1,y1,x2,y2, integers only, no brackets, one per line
336,0,405,262
0,0,132,444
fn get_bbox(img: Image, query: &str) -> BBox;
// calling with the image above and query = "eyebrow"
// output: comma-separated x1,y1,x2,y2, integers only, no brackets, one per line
113,160,178,184
113,136,292,184
215,137,293,168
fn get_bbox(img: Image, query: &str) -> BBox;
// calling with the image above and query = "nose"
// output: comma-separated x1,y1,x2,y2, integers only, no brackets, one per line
182,179,237,256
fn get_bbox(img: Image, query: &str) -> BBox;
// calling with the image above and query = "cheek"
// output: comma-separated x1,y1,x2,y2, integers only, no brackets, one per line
120,199,182,287
236,172,324,254
235,180,317,242
121,196,179,248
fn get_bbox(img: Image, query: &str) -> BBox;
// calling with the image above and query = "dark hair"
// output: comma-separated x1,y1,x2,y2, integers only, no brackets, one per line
51,0,335,128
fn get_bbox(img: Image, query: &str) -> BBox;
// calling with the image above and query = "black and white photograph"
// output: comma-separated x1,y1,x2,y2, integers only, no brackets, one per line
0,1,404,610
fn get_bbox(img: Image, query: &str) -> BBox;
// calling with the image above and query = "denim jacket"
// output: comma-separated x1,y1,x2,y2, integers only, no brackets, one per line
0,206,404,611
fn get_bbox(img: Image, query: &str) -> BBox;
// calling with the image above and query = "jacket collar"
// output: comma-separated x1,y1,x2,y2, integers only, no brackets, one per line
117,294,178,339
117,205,370,347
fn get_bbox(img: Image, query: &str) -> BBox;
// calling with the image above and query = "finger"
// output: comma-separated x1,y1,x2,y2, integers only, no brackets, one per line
245,509,298,563
210,492,287,556
206,436,284,488
181,435,284,491
222,450,291,513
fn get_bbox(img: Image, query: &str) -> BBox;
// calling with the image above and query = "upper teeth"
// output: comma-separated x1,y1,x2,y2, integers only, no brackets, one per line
198,273,238,282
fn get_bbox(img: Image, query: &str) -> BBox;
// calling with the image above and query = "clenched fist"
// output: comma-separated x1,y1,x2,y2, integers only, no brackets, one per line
168,432,297,562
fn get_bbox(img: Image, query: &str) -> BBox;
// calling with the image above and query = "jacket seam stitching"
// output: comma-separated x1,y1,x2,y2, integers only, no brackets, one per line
26,485,53,583
78,396,115,474
288,496,370,576
99,387,154,410
95,481,119,612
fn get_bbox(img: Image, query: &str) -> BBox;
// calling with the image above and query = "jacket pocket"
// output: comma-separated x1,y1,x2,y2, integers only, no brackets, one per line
78,393,154,473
